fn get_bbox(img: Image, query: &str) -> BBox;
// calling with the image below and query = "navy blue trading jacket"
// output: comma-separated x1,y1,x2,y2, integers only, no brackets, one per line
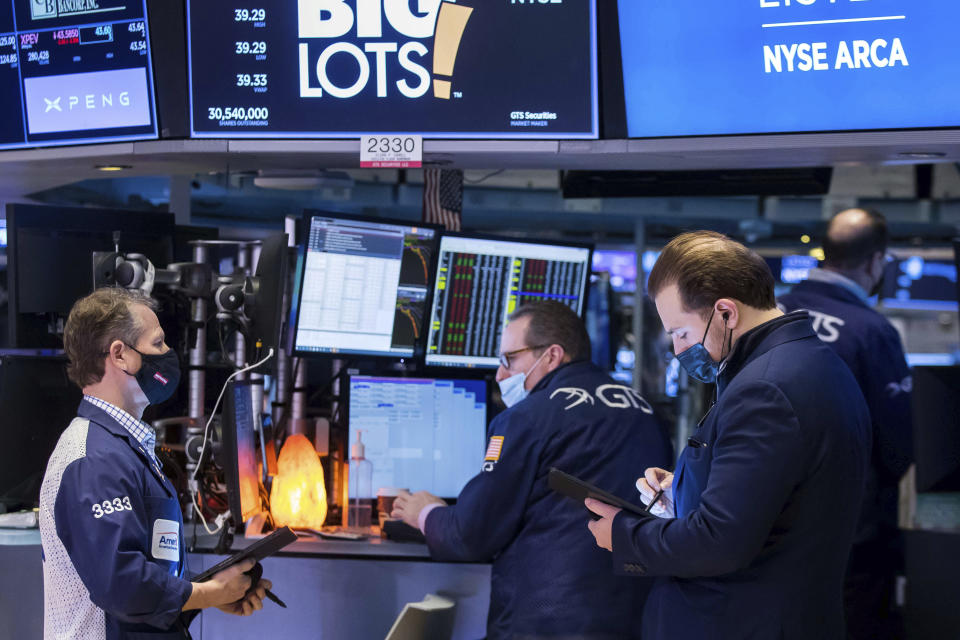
779,278,913,540
39,400,191,640
611,313,870,640
424,360,673,640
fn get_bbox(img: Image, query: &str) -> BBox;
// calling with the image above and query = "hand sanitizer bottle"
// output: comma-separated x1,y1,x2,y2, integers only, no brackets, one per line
348,430,373,528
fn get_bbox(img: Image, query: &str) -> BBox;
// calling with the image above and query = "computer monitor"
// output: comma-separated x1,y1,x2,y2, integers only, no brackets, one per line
779,255,819,285
880,255,958,311
953,239,960,312
291,213,439,359
424,234,592,369
243,233,289,362
221,380,262,524
912,366,960,493
592,250,637,293
0,355,82,511
5,204,174,348
347,376,488,499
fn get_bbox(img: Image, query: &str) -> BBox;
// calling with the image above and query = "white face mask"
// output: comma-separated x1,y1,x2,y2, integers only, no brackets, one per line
498,350,548,408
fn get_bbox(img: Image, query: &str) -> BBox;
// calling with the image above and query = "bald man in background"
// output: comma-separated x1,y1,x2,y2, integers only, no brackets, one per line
779,208,912,640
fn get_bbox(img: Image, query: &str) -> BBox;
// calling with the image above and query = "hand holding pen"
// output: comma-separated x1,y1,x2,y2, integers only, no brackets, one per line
636,467,675,518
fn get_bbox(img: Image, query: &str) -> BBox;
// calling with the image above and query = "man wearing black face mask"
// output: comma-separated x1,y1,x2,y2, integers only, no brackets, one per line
585,232,871,640
779,208,913,640
39,288,271,640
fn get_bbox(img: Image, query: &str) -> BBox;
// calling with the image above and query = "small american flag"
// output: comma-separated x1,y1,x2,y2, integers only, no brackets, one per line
423,168,464,231
484,436,504,462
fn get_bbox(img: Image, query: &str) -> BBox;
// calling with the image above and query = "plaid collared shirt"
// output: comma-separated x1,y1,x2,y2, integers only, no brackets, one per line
83,395,159,467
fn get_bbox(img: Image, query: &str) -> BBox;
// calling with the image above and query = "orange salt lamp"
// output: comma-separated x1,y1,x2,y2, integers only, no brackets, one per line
269,433,328,528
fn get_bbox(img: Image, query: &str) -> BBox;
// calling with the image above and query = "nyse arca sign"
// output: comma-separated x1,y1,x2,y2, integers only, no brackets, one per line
298,0,470,100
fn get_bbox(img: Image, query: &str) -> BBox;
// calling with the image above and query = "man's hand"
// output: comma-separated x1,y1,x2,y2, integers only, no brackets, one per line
216,578,272,616
585,498,621,552
637,467,673,496
391,489,446,529
184,558,259,611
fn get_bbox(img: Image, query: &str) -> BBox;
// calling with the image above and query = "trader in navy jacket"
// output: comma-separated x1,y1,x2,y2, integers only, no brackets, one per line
779,208,912,640
39,288,270,639
392,301,673,640
587,232,871,640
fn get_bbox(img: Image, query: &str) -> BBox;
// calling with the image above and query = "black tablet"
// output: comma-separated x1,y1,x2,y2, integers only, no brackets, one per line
192,526,298,582
548,468,651,519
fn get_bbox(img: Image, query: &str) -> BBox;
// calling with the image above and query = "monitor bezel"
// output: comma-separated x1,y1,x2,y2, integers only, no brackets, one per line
423,230,594,370
289,211,443,361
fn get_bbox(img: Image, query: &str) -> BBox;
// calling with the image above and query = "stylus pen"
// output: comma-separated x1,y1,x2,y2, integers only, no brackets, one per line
644,489,665,513
264,588,287,608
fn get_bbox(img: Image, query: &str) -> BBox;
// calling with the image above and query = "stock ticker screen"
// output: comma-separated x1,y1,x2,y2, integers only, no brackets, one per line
292,215,438,358
0,0,157,150
186,0,598,138
425,235,591,369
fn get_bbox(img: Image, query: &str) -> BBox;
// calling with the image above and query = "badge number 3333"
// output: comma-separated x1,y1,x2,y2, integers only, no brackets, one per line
92,497,133,518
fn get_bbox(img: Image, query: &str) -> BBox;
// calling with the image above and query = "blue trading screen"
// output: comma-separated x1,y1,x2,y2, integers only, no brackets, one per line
0,0,157,150
881,256,958,311
618,1,960,137
348,376,487,499
186,0,597,139
425,235,591,369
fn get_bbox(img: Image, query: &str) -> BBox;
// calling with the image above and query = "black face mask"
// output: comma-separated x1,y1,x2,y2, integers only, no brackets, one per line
124,344,181,405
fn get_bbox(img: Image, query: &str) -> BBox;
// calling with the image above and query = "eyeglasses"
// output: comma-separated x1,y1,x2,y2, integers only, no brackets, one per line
498,345,548,370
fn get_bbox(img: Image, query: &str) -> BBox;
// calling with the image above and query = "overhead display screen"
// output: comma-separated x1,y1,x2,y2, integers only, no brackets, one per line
0,0,157,150
187,0,598,139
618,1,959,137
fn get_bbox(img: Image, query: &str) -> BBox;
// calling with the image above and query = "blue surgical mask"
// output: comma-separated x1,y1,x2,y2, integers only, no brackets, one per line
676,310,726,384
498,350,547,408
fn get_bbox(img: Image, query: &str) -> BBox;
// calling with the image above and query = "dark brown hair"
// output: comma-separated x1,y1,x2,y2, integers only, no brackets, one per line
647,231,777,315
64,288,158,388
507,300,590,362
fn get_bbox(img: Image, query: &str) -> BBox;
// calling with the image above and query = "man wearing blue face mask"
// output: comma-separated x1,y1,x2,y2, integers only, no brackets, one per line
779,209,912,640
585,232,871,640
39,288,271,640
392,300,673,639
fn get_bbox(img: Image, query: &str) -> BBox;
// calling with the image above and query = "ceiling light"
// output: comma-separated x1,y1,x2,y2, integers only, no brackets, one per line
95,164,132,172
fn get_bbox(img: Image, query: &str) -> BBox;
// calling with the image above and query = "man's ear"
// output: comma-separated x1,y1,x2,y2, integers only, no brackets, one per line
548,344,567,367
106,340,129,373
714,298,740,329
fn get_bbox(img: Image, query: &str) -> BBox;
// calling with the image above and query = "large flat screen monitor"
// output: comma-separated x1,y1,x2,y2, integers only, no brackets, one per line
6,203,174,348
880,255,958,311
616,1,960,137
425,234,592,369
291,213,439,358
912,366,960,493
221,380,262,523
0,355,82,511
0,0,158,150
186,0,597,139
348,375,487,499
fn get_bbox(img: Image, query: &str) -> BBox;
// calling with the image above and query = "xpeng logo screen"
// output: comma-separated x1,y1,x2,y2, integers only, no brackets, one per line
187,0,597,138
0,0,157,149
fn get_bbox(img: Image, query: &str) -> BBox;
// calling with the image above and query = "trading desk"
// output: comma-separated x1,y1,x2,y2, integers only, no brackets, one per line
0,529,491,640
